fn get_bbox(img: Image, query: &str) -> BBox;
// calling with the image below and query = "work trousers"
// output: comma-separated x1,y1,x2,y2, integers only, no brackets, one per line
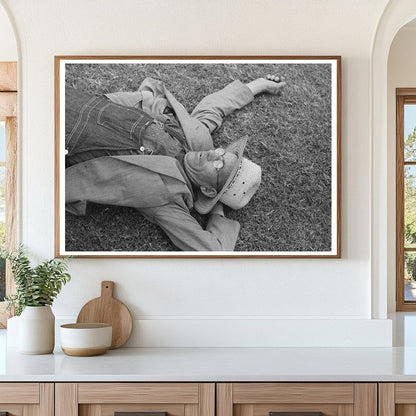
65,87,187,167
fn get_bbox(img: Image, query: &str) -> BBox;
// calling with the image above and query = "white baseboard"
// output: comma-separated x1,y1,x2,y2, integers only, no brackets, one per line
51,317,393,348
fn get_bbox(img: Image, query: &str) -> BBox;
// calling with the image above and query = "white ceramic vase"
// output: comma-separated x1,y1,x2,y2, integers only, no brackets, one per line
6,315,20,347
19,305,55,354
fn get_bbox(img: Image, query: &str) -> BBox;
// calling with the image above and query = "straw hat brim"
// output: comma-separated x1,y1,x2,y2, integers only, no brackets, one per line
194,136,248,214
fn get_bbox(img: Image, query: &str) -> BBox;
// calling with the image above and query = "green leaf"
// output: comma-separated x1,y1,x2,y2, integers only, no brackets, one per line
5,245,71,315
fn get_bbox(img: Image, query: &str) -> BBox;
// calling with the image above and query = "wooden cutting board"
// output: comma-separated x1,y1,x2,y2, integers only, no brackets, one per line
76,281,133,349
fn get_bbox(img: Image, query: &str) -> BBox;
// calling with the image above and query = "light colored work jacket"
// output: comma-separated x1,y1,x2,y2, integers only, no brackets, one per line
66,78,254,251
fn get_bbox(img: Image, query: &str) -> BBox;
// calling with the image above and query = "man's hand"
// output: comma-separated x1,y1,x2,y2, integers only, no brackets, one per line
210,202,225,217
246,75,287,96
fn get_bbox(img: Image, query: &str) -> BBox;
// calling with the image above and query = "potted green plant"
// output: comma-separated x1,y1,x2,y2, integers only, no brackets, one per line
4,246,71,354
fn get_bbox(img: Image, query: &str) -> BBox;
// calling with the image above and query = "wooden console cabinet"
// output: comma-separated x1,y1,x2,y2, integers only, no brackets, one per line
4,381,416,416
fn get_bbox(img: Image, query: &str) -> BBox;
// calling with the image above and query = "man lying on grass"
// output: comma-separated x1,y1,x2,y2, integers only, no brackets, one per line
65,75,286,251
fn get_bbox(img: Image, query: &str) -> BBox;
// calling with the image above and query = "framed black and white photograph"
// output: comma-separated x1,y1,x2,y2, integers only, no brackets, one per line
55,56,341,258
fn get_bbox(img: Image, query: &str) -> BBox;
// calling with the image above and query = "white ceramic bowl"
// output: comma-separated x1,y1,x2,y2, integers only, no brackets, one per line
60,323,112,356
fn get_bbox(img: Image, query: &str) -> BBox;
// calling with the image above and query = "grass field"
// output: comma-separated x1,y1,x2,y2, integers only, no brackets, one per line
64,61,334,252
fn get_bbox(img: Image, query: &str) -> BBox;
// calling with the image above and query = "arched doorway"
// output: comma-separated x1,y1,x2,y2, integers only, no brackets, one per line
388,21,416,313
371,0,416,319
0,0,18,326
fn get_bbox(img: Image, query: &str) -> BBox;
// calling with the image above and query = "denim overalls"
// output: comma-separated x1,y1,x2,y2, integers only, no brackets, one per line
65,87,188,167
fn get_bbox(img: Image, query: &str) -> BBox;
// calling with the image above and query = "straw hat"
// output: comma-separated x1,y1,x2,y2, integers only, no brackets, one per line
194,136,262,214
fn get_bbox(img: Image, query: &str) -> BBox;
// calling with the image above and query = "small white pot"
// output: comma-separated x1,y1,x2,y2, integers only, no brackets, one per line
19,306,55,354
60,323,112,356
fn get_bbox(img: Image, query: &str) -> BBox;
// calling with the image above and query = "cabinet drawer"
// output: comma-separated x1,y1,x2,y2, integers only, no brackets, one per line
0,383,39,403
0,383,53,415
78,383,200,404
218,383,376,416
56,383,215,416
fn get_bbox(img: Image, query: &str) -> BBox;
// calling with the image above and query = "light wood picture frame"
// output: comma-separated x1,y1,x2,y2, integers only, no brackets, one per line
55,56,341,258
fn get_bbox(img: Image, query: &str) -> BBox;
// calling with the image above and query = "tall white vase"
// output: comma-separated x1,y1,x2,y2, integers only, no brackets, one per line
19,306,55,354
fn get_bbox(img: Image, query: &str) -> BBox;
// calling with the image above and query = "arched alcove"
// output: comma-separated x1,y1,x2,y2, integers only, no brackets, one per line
0,0,18,327
371,0,416,319
387,20,416,314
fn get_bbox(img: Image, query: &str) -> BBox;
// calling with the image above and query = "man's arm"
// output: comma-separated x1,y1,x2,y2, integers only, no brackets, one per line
141,203,240,251
190,75,286,135
190,80,254,134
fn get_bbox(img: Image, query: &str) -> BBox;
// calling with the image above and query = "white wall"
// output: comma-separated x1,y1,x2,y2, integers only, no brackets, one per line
387,26,416,312
0,3,16,61
0,0,393,347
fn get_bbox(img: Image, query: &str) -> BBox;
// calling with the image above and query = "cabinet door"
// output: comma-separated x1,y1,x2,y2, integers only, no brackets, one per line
0,383,53,416
217,383,377,416
55,383,215,416
379,383,416,416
